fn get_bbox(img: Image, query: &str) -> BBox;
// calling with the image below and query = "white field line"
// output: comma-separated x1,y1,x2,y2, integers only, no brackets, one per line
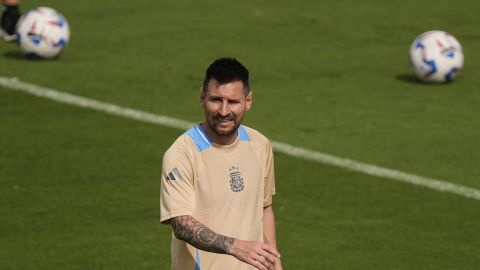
1,76,480,201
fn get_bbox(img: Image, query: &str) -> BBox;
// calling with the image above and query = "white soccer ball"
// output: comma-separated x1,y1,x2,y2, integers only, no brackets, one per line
409,30,463,83
15,7,70,59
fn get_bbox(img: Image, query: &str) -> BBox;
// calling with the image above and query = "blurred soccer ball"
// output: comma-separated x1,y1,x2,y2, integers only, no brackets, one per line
16,7,70,59
409,30,463,83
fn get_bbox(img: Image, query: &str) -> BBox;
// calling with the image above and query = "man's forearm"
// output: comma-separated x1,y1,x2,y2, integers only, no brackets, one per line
172,215,281,269
263,205,277,248
171,215,235,254
263,205,283,269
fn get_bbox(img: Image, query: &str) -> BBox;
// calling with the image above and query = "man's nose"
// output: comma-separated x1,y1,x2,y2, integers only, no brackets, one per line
218,101,230,116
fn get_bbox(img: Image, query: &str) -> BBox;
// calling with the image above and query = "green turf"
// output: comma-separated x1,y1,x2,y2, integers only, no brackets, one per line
1,0,480,269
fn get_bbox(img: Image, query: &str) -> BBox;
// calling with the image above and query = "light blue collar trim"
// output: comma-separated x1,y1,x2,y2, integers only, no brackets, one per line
186,124,250,152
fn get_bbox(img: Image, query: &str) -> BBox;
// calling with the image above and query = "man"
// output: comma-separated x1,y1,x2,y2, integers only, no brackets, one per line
160,58,283,270
0,0,20,41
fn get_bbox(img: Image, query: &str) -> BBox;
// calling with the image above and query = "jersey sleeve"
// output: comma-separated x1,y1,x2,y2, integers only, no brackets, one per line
160,139,195,224
263,141,276,207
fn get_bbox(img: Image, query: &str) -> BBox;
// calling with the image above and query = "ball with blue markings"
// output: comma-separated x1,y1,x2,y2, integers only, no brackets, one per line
15,7,70,59
409,30,463,83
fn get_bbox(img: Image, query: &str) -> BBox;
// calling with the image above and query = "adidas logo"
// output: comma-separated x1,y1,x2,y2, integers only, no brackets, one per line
165,167,183,181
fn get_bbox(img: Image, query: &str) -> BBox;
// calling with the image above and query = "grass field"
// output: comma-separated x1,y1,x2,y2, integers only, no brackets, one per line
1,0,480,269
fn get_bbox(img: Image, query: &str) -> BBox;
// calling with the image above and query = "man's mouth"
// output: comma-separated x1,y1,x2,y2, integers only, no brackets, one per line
215,116,234,123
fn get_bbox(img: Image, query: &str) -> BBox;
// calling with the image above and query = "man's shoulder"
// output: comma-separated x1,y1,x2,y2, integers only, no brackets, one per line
242,125,271,147
164,132,196,159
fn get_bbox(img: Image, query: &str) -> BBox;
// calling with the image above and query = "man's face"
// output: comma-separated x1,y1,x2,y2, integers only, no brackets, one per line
201,79,252,143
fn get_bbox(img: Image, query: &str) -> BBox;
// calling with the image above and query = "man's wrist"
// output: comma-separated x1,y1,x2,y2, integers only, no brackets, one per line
227,238,238,256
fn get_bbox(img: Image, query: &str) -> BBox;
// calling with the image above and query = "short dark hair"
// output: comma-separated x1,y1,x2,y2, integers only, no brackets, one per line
202,58,250,95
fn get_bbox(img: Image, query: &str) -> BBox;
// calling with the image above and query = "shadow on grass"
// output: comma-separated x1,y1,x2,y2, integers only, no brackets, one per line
395,73,423,84
394,73,455,87
2,50,25,60
2,50,60,61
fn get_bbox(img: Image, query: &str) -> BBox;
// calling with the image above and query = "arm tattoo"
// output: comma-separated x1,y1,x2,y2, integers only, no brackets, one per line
171,216,235,254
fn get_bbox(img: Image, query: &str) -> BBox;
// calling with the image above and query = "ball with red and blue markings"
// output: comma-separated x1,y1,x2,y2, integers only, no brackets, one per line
15,7,70,59
409,30,463,83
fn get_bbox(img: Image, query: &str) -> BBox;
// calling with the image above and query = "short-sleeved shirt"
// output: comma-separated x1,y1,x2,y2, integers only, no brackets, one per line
160,124,275,270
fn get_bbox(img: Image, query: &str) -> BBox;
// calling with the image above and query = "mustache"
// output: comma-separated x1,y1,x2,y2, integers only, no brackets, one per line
214,115,234,120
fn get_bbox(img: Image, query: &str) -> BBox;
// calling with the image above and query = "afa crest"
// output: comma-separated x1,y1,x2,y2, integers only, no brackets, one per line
228,166,244,192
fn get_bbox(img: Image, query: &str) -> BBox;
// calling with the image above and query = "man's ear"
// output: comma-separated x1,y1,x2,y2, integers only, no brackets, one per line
200,88,206,107
245,90,253,111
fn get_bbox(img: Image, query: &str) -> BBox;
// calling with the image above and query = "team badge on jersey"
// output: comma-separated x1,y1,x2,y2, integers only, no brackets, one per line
228,166,244,192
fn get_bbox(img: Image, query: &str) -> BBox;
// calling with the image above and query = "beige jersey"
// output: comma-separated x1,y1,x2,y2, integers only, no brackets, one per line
160,124,276,270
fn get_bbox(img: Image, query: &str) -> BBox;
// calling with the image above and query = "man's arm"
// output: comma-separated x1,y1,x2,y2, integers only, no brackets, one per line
171,215,234,254
171,215,280,270
263,205,283,269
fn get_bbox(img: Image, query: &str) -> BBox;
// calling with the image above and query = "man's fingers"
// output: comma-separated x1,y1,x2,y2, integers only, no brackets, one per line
230,240,279,270
249,256,270,270
261,244,281,258
258,251,278,265
256,255,272,270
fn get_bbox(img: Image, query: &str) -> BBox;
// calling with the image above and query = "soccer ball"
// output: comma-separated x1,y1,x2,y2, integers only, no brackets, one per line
409,30,463,83
15,7,70,59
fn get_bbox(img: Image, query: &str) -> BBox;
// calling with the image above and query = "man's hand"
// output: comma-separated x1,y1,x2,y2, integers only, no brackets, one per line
228,239,281,270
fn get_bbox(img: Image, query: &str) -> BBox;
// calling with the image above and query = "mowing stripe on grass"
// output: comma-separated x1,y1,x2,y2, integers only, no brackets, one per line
1,76,480,201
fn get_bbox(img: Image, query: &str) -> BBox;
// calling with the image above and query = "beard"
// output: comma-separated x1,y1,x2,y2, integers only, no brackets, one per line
206,115,242,138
